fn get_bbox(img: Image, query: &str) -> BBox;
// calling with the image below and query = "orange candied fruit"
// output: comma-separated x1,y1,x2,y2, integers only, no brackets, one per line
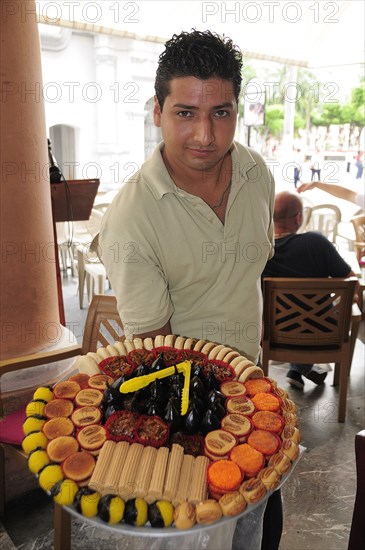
251,392,280,412
244,378,272,396
207,459,243,492
230,443,264,478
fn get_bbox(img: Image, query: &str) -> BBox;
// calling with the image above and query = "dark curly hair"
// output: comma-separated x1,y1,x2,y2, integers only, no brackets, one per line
155,30,243,109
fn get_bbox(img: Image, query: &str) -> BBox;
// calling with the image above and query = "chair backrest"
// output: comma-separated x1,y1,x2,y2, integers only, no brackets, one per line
81,294,124,354
351,214,365,262
297,205,312,234
262,277,358,348
304,204,341,242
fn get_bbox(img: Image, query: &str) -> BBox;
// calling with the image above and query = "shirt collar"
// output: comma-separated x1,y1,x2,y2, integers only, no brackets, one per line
141,141,258,200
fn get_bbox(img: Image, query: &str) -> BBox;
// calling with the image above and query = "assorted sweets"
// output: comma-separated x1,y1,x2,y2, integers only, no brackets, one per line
23,335,301,530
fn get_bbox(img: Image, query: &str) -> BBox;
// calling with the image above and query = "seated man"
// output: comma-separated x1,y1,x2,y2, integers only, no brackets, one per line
262,191,355,389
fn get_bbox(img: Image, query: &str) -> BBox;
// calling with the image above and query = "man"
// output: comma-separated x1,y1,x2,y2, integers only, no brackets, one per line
262,191,355,389
101,30,277,549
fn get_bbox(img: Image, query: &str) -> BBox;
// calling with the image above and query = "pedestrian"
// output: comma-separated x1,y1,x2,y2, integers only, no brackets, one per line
310,148,322,181
355,150,363,179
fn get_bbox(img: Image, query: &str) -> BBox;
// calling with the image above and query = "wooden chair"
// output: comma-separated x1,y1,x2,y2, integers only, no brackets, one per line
348,430,365,550
262,277,362,422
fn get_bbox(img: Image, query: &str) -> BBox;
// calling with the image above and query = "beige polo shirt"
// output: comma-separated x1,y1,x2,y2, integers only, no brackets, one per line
100,141,274,363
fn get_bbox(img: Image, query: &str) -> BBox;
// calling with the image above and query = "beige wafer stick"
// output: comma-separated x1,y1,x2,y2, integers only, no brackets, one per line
76,355,100,375
164,334,176,348
188,455,209,504
162,444,184,501
153,335,165,348
133,337,144,349
97,347,112,360
193,339,207,352
114,340,128,356
143,338,154,351
123,340,135,353
89,440,116,492
223,350,241,363
134,446,158,498
172,454,194,507
200,342,216,355
183,338,196,350
106,344,120,357
101,441,129,496
145,446,169,504
215,347,234,361
208,344,226,359
173,336,186,349
118,443,144,500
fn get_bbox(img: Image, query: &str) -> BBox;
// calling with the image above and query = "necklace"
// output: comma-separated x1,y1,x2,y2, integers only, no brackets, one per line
210,180,232,210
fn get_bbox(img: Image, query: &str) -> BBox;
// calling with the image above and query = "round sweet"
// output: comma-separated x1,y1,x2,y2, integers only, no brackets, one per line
220,381,246,398
74,487,101,517
207,460,243,493
239,477,267,504
22,431,48,454
27,448,50,474
33,386,53,402
225,396,256,416
230,443,264,478
88,374,114,391
77,425,107,454
221,413,252,439
148,500,174,528
173,501,196,530
44,399,74,419
53,380,81,400
195,499,223,525
25,399,46,417
47,436,79,463
251,392,281,412
38,463,64,492
75,388,103,407
124,498,148,527
51,479,79,506
68,372,90,389
98,494,125,524
71,406,102,428
244,378,272,396
247,429,281,456
62,451,95,482
219,491,247,516
42,417,74,440
23,415,47,435
252,411,284,433
205,430,237,457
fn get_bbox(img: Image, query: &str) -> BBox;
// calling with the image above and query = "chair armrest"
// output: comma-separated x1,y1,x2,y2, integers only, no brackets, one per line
0,344,82,377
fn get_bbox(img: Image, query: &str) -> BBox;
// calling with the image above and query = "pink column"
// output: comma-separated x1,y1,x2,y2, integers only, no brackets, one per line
0,0,62,359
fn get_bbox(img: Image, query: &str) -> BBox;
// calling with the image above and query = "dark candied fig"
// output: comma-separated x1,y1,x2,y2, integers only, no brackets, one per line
163,397,182,432
190,375,205,396
103,402,123,422
145,398,164,418
98,494,125,524
183,404,201,434
205,389,226,406
189,394,205,415
150,354,166,372
108,375,125,405
200,408,220,435
209,401,226,420
131,363,148,378
204,368,220,391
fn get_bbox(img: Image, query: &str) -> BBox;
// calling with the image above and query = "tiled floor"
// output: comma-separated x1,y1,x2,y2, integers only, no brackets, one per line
1,274,364,549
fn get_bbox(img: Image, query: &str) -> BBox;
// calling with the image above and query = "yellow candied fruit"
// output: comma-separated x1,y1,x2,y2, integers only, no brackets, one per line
26,400,46,417
33,386,53,402
23,415,46,436
22,431,48,454
157,500,174,527
108,496,125,524
52,479,79,506
27,448,50,475
135,498,148,527
38,464,64,493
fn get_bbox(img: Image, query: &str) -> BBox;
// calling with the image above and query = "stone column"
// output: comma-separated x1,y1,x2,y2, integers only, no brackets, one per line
0,0,62,359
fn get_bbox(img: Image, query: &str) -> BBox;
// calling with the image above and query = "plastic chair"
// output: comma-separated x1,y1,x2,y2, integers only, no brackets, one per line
350,214,365,266
262,277,361,422
81,294,123,354
303,204,341,243
348,430,365,550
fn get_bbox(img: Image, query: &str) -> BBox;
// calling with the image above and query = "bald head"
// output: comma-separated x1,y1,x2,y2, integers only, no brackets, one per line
273,191,303,234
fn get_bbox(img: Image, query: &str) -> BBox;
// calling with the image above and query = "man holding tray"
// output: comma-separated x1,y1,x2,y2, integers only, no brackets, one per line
100,30,278,550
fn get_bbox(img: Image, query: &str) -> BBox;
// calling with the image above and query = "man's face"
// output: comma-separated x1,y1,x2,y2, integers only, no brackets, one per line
154,76,238,172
